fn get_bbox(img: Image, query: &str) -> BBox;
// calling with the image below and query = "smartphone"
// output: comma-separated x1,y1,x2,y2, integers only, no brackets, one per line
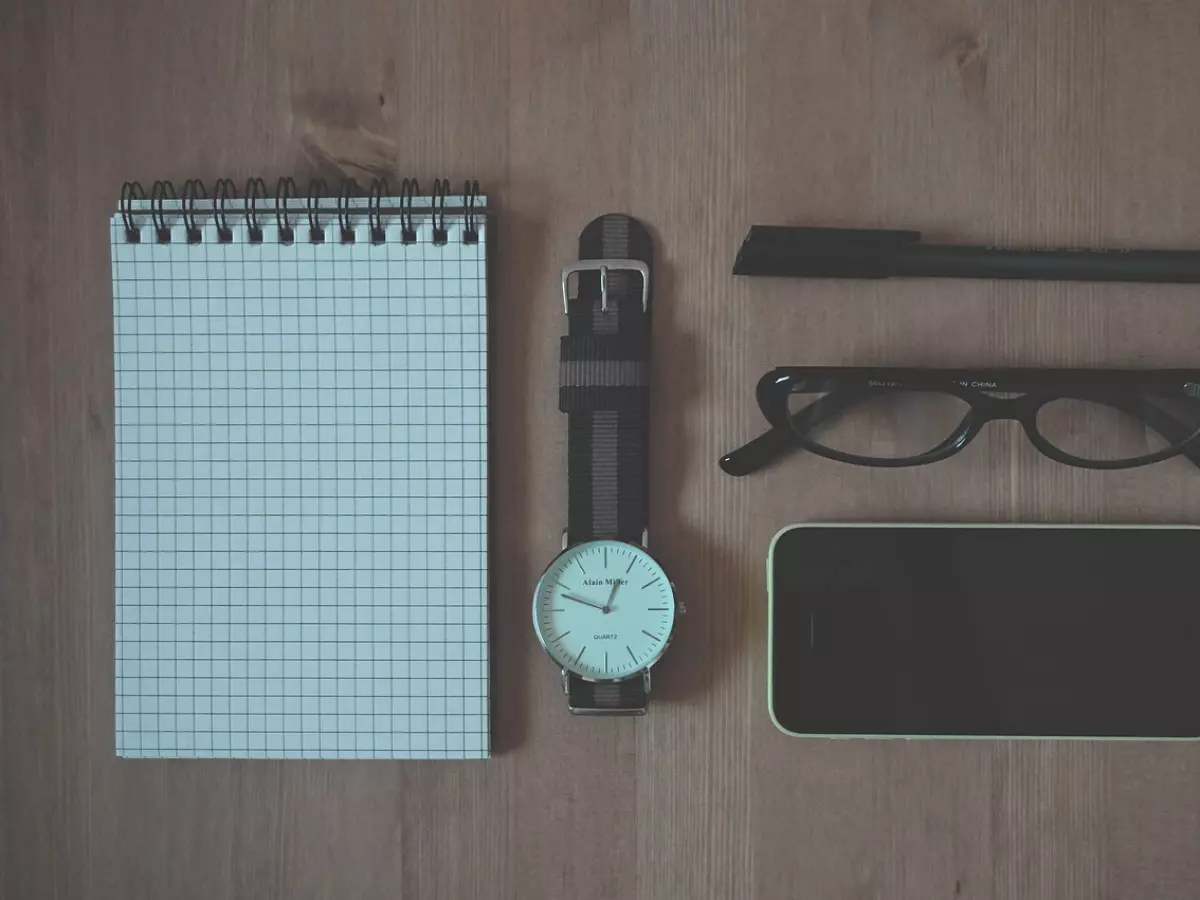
768,524,1200,739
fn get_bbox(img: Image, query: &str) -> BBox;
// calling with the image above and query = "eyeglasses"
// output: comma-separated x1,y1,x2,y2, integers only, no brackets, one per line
720,367,1200,474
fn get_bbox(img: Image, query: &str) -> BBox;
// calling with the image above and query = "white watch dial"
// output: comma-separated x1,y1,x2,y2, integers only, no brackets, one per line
533,539,676,680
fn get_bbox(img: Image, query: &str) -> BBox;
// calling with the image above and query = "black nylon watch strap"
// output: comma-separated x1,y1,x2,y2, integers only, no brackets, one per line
566,672,648,716
559,214,653,545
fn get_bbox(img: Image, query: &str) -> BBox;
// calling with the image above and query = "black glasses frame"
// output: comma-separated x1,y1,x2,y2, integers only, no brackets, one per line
720,367,1200,475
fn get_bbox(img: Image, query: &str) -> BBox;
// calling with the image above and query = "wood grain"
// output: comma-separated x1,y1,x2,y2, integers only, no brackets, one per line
3,0,1200,897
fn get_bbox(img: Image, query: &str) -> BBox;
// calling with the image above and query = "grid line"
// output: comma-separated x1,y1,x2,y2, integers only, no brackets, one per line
112,208,488,759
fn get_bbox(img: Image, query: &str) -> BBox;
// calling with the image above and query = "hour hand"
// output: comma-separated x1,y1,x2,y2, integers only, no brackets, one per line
603,581,620,613
562,592,606,610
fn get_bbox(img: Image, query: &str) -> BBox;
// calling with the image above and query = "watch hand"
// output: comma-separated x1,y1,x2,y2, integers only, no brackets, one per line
603,581,620,614
562,592,606,610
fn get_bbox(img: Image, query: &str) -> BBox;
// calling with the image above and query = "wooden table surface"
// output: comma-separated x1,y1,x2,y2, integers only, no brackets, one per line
5,1,1200,897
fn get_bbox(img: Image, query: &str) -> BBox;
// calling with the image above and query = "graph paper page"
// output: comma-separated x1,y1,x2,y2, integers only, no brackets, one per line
112,204,488,759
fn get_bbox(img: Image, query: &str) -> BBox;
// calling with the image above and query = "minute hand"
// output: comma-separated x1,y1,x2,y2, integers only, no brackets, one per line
562,592,606,610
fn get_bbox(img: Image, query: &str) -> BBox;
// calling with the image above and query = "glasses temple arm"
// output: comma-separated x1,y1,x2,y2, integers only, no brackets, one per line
1085,395,1200,469
719,389,869,476
719,424,792,476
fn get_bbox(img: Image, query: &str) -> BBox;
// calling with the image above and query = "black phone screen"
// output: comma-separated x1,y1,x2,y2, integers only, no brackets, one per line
769,526,1200,738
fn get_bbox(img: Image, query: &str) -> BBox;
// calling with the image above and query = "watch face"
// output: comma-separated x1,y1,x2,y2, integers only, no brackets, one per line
533,539,676,681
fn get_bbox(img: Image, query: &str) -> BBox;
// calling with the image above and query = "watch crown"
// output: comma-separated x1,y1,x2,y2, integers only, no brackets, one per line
677,601,687,615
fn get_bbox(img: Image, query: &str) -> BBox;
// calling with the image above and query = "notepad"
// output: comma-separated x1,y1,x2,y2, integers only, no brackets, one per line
113,181,488,758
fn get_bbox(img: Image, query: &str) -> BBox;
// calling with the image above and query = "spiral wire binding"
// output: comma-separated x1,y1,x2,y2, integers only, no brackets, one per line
276,177,297,244
337,179,358,243
400,178,419,244
369,178,390,244
119,177,483,245
244,177,267,243
463,179,480,245
307,178,328,243
150,180,177,243
213,178,237,243
181,179,208,244
431,178,449,246
120,181,146,243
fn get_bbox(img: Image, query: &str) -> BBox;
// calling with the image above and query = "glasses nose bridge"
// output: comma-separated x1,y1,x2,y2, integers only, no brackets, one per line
973,393,1033,422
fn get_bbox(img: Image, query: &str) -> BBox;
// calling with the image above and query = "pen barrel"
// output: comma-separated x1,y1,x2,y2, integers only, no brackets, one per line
898,246,1200,283
733,225,1200,284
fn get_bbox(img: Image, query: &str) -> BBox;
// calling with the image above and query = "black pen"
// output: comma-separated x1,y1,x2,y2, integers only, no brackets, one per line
733,225,1200,284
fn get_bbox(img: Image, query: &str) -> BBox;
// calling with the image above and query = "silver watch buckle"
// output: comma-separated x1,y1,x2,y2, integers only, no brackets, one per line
560,259,650,314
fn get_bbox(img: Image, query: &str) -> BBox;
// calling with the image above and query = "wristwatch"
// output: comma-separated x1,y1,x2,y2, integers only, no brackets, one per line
532,214,679,716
